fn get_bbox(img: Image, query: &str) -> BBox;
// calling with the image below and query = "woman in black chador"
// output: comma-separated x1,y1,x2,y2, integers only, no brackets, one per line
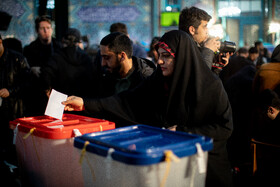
63,30,234,187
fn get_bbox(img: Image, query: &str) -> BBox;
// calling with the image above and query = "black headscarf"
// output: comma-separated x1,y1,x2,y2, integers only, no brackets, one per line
158,30,233,141
158,30,233,186
271,44,280,62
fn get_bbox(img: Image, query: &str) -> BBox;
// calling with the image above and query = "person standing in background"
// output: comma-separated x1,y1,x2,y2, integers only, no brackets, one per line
109,22,147,59
0,34,30,182
178,6,231,75
254,40,271,68
147,36,160,65
23,15,62,116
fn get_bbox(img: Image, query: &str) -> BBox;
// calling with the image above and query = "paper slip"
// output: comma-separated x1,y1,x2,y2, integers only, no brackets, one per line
45,89,68,120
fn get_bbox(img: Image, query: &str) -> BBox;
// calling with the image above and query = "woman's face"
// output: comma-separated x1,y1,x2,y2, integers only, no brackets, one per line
157,47,175,77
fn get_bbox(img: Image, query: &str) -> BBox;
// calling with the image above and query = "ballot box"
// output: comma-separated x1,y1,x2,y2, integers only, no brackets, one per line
74,124,213,187
9,114,115,187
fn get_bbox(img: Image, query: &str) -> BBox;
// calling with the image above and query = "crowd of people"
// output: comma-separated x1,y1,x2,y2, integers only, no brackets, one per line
1,5,280,187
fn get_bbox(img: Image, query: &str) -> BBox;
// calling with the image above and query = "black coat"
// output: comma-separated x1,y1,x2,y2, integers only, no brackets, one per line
219,55,253,84
86,55,156,124
23,38,61,67
224,65,257,166
42,46,95,97
23,38,62,116
0,48,30,121
84,30,233,186
0,48,30,156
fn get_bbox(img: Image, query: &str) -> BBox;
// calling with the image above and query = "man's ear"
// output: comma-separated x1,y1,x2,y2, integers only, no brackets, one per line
268,106,274,114
120,52,126,61
189,26,196,36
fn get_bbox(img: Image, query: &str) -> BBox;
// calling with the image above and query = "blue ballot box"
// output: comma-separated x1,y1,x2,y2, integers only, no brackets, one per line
74,124,213,187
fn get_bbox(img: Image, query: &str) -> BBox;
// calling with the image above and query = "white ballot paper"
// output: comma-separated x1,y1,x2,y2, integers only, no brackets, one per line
45,89,68,120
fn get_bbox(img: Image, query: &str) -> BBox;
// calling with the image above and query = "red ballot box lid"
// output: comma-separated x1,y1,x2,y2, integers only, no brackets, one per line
9,114,115,139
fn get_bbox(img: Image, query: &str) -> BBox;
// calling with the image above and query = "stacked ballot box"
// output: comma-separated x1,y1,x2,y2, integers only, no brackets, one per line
74,124,213,187
9,114,115,187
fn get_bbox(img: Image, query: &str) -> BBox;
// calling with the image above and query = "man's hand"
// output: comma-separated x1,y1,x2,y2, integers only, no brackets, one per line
61,96,85,111
204,37,220,52
45,89,52,98
0,88,10,98
167,125,177,131
221,52,230,67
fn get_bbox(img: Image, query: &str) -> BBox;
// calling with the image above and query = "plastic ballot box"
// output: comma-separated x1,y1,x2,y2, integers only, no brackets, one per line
9,114,115,187
74,124,213,187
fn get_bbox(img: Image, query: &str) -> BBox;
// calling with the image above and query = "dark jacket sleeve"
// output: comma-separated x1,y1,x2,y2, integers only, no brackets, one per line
83,94,139,126
83,72,162,126
200,47,215,69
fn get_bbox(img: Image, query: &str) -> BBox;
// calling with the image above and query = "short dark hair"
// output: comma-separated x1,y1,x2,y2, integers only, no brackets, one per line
62,28,81,47
3,38,23,53
249,47,259,54
150,36,160,50
109,23,128,35
100,32,133,58
179,6,212,34
254,41,262,47
237,47,248,54
35,15,52,32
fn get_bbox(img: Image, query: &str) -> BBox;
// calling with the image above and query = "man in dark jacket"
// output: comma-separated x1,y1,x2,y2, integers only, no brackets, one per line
85,32,155,125
0,34,30,173
95,32,155,97
179,6,231,74
23,15,61,116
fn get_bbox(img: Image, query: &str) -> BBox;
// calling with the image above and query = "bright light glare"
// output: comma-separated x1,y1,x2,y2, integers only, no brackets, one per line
269,22,280,33
209,24,224,39
218,7,241,17
207,18,215,28
47,0,55,9
166,6,172,12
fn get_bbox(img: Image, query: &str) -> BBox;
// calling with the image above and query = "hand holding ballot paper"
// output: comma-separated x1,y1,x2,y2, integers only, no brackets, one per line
61,96,85,112
45,89,68,120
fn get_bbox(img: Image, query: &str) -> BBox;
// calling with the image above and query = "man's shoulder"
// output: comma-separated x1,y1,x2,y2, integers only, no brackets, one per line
132,56,156,77
24,38,40,48
133,56,156,69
